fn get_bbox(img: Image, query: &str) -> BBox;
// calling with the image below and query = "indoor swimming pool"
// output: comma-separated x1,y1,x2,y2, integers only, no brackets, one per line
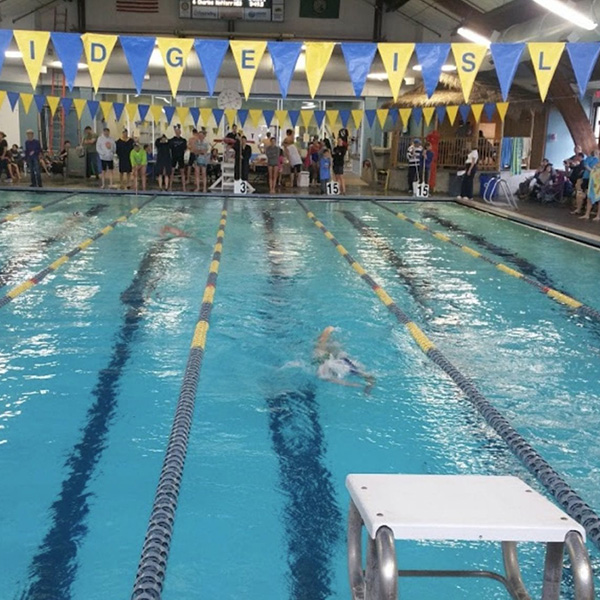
1,191,600,599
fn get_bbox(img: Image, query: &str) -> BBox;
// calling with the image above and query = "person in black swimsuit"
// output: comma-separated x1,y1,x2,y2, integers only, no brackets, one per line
115,129,134,189
169,124,187,192
155,134,172,191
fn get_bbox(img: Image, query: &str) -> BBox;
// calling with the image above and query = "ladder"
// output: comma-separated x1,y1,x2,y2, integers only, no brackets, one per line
209,161,235,192
48,5,68,154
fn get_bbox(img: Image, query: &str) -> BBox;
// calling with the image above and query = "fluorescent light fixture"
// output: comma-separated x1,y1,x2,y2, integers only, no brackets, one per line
412,64,457,72
532,0,597,30
48,60,88,70
302,102,316,108
5,50,22,58
457,26,491,47
367,72,388,81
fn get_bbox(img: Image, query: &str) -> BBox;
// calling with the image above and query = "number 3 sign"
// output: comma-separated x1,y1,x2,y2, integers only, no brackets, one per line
234,180,255,194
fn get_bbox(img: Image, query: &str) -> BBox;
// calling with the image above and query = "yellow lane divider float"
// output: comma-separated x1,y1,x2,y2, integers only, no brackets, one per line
0,196,155,310
0,192,76,225
373,201,600,320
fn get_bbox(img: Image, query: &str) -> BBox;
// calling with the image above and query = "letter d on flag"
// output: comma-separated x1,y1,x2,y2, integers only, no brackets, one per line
82,33,118,92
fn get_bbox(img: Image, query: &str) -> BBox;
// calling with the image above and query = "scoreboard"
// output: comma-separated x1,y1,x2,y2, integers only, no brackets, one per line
179,0,284,21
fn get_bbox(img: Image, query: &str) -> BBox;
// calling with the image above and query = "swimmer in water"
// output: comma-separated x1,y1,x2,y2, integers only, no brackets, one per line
160,225,206,245
314,326,375,393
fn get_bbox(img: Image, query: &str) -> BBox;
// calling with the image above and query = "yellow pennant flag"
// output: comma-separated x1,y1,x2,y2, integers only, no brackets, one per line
73,98,87,120
423,106,435,126
471,103,484,122
446,105,459,125
21,93,33,114
496,102,509,121
82,33,118,93
224,108,237,126
176,106,190,126
0,90,6,110
451,44,488,102
230,41,267,99
14,30,50,89
157,37,194,97
200,107,212,126
351,109,363,129
326,109,339,128
300,110,313,128
150,104,164,123
274,109,287,127
125,103,138,122
376,109,388,128
99,101,113,120
399,108,412,127
378,43,415,101
528,43,565,101
305,42,335,98
249,109,262,128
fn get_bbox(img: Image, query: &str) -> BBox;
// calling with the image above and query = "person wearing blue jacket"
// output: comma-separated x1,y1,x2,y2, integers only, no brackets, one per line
25,129,42,188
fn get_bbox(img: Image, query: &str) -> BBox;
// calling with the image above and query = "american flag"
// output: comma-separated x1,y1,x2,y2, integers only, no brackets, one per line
115,0,159,12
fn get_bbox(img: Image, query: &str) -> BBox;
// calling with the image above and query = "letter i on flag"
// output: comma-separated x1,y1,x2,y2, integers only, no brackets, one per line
378,43,414,101
230,41,267,99
14,30,50,89
82,33,118,92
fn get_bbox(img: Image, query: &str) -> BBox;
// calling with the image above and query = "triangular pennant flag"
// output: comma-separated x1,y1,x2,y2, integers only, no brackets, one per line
423,106,435,126
176,106,189,125
100,101,113,120
496,102,509,121
125,102,138,121
301,110,313,128
566,42,600,98
435,105,446,124
225,108,237,126
399,108,412,127
288,110,300,127
326,109,339,128
415,43,451,97
34,94,46,113
378,43,414,101
263,109,274,127
50,32,83,91
113,102,125,121
351,109,363,129
199,107,212,126
446,105,459,125
0,30,13,77
275,109,288,126
237,108,249,127
138,104,150,122
7,91,19,111
483,103,496,121
157,37,194,96
0,90,5,110
189,107,200,126
47,95,61,117
194,39,229,96
164,105,176,124
14,30,50,89
459,104,471,123
267,41,302,98
341,42,377,97
339,109,351,127
21,93,33,114
249,109,262,127
150,104,164,123
120,35,156,94
82,33,118,92
364,109,376,128
412,107,423,125
212,108,224,125
230,40,267,99
490,43,525,102
528,43,565,101
60,97,73,114
305,42,335,98
73,98,87,120
452,43,488,102
314,110,326,127
376,109,388,128
87,100,99,119
471,104,484,122
389,109,399,126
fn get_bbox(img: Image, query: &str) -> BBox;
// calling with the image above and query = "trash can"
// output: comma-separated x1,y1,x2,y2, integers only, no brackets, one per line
479,173,499,199
448,173,462,197
297,170,310,188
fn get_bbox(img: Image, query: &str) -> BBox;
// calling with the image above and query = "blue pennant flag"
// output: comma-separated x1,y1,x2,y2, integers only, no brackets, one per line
237,109,249,127
50,32,83,91
0,30,13,76
267,41,302,98
87,100,99,119
567,42,600,97
212,108,224,125
189,107,200,126
195,39,229,96
483,103,496,121
7,91,19,111
60,97,73,113
389,109,398,126
459,104,470,123
412,106,423,125
113,102,124,121
120,36,156,95
415,43,450,97
288,110,300,127
138,104,150,122
341,42,377,97
435,105,446,124
34,94,46,113
364,109,376,128
490,43,525,102
164,106,176,124
339,109,351,127
263,109,274,127
314,110,325,127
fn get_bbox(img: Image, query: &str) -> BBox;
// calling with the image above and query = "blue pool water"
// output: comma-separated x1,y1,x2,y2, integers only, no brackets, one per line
1,192,600,599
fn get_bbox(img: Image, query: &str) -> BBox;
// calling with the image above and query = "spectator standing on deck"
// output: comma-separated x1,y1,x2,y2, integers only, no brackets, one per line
116,129,134,189
82,126,99,179
190,129,209,193
96,127,116,189
25,129,43,188
423,141,435,187
459,144,479,201
155,133,172,191
283,129,302,187
0,132,11,183
169,124,187,192
266,137,280,194
332,137,347,195
407,138,422,193
319,148,332,194
130,141,147,192
239,136,252,182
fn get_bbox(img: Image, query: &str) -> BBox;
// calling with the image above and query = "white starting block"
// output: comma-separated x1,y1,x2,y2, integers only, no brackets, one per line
346,474,594,600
